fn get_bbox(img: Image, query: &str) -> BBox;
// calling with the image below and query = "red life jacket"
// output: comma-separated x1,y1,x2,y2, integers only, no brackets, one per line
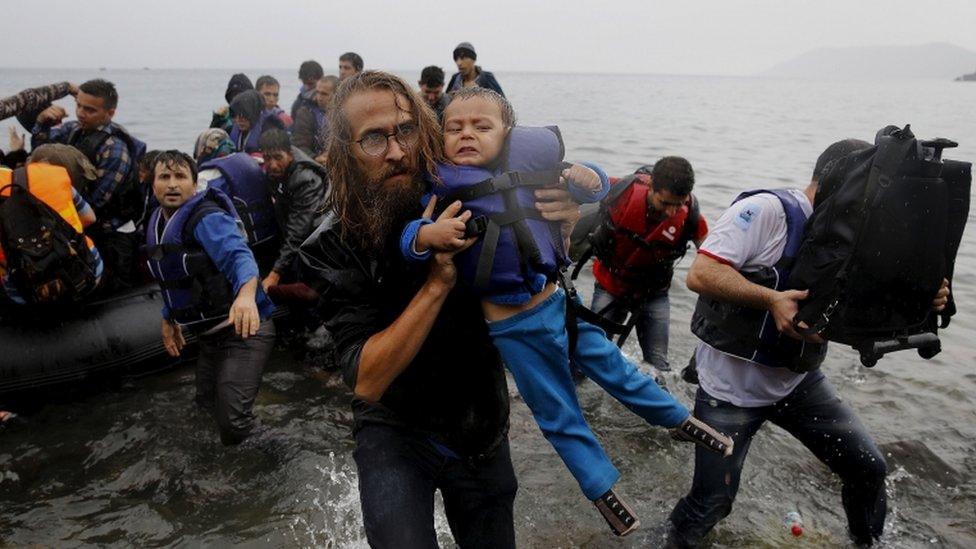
592,174,702,297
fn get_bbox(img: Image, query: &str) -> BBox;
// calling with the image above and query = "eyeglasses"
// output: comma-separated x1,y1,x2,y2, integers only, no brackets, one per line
354,123,419,157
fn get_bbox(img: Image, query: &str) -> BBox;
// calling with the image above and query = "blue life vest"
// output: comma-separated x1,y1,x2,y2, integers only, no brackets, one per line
229,110,280,154
145,188,240,328
199,153,278,246
432,126,569,294
690,189,828,372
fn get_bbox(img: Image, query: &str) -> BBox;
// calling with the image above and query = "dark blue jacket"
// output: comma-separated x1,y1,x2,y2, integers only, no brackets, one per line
447,68,505,97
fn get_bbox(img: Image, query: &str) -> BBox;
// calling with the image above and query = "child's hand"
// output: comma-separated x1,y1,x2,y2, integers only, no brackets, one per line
561,164,601,194
416,197,474,252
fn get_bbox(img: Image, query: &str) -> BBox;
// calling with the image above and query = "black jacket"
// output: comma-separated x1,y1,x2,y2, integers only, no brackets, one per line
270,147,328,274
299,215,511,459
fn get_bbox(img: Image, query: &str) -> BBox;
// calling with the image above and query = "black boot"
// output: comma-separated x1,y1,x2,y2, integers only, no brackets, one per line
593,488,640,537
670,416,733,457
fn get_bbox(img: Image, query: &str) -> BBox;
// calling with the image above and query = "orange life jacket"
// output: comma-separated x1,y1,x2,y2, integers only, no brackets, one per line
0,163,95,266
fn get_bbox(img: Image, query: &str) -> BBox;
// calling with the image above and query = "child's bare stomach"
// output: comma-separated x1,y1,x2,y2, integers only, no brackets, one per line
481,281,559,322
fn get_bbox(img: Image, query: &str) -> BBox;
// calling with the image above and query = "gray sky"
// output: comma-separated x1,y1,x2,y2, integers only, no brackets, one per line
4,0,975,75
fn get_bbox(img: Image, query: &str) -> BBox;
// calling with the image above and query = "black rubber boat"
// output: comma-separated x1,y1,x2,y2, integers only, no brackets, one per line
0,285,191,397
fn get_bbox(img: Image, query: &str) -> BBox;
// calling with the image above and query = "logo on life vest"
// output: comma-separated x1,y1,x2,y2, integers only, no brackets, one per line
662,225,678,241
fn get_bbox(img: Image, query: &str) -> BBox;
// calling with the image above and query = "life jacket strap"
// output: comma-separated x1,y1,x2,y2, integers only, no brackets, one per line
475,220,502,289
470,207,552,289
556,269,634,353
442,168,565,203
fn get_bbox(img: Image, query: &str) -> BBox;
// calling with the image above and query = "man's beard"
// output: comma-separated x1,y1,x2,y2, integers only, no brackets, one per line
354,163,424,255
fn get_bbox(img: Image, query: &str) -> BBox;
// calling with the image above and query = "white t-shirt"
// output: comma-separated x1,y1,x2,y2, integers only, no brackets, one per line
694,188,814,407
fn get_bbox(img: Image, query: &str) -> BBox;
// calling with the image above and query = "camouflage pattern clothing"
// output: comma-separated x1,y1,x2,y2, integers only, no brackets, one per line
0,82,72,122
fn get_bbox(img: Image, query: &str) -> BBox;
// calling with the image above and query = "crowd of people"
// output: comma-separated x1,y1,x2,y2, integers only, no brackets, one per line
0,42,955,548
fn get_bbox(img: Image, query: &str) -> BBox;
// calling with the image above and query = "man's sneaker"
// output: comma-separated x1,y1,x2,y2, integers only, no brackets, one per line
670,416,734,457
593,488,640,537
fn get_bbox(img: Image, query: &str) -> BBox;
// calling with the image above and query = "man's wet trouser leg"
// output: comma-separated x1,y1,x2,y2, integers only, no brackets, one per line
668,370,886,547
668,387,766,547
195,319,275,445
635,292,670,370
354,423,517,549
770,370,887,545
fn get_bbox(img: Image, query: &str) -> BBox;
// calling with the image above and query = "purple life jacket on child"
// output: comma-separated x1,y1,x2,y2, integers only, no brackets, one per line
432,126,570,296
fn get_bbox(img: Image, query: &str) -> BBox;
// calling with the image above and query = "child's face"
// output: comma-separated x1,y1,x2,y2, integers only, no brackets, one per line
443,97,508,167
153,162,196,212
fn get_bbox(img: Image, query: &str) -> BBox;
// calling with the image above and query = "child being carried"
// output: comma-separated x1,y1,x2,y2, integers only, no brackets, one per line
400,88,733,537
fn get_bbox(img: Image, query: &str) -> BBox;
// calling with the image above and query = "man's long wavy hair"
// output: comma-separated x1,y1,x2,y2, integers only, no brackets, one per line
323,71,444,245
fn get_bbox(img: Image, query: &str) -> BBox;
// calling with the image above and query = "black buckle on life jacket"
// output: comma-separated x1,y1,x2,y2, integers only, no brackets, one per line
146,245,166,261
489,172,520,193
144,243,185,261
465,215,489,238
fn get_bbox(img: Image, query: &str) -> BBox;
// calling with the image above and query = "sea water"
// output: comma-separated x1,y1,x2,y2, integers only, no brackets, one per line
1,68,974,547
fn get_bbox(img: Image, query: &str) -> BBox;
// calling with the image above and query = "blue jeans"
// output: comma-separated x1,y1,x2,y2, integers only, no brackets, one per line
668,370,887,547
591,282,671,371
353,423,517,549
488,288,689,500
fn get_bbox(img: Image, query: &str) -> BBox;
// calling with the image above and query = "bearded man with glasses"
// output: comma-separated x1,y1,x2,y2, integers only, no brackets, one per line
300,71,583,548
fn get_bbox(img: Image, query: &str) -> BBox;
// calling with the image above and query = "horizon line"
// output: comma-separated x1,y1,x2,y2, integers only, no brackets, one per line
0,66,748,78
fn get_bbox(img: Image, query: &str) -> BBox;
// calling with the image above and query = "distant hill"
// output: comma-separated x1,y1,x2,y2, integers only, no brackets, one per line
763,42,976,80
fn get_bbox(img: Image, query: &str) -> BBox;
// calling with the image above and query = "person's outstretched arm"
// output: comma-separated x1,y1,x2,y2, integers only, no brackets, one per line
0,81,76,121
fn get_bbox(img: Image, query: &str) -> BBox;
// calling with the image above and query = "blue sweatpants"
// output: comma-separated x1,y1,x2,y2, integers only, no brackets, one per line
488,288,689,500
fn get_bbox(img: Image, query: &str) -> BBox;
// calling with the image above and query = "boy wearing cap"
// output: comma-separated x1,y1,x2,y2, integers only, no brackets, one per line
447,42,505,97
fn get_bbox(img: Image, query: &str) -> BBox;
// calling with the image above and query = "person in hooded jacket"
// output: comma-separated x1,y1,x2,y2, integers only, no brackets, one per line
257,128,327,291
229,90,285,155
210,73,253,133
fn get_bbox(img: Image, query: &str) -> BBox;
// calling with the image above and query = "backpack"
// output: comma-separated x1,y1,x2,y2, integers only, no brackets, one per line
0,168,98,305
788,125,971,366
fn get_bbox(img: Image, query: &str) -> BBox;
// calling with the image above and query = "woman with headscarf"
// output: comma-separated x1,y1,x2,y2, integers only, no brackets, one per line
193,128,236,164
